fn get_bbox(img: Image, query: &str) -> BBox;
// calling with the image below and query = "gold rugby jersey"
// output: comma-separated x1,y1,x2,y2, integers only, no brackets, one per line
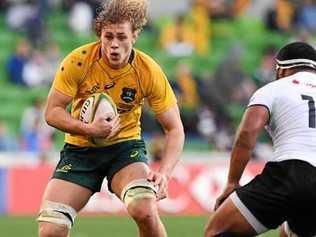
53,41,177,147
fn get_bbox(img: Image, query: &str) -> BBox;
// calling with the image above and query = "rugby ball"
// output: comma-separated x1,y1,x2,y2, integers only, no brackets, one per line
79,92,117,145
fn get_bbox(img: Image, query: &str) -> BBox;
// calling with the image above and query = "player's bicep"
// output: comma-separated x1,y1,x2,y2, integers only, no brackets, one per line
155,105,183,132
45,88,73,117
240,105,269,134
233,105,269,150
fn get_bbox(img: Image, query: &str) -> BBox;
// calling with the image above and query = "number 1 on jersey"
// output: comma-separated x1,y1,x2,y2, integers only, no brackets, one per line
301,94,316,128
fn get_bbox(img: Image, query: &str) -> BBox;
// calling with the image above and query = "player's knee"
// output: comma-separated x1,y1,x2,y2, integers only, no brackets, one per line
37,200,76,236
38,222,68,237
128,200,156,221
120,179,157,207
128,199,157,224
121,179,158,225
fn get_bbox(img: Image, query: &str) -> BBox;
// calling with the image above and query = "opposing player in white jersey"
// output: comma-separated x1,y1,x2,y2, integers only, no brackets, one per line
204,41,316,237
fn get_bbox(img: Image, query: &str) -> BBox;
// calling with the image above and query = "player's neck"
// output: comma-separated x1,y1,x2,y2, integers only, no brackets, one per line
301,69,316,74
278,68,316,79
289,69,316,76
103,56,129,70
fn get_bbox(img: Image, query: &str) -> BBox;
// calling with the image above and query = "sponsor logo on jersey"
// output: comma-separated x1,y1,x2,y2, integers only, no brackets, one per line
121,87,136,103
85,83,101,94
304,82,316,88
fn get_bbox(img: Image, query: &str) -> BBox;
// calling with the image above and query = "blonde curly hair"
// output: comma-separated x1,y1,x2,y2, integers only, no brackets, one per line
94,0,148,37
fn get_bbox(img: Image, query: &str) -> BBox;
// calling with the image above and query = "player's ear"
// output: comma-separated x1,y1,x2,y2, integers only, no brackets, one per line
132,30,140,44
276,68,286,80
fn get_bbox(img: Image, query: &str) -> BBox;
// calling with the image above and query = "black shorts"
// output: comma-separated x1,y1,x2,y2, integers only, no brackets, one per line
52,139,148,193
232,160,316,236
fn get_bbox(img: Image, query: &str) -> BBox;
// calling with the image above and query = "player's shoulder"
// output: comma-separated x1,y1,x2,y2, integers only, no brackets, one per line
254,73,309,98
63,41,101,68
258,74,296,92
270,72,311,91
255,79,280,95
133,48,163,73
285,71,316,82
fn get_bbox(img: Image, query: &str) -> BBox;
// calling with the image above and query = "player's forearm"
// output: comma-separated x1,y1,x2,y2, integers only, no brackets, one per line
227,130,257,184
228,147,252,184
45,106,90,136
159,128,185,178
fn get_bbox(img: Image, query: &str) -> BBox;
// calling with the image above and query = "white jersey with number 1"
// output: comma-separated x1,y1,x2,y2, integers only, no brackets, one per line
248,71,316,167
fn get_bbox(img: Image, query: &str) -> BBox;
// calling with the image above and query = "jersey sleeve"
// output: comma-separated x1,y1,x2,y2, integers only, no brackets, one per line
146,64,177,114
52,53,83,97
248,84,275,111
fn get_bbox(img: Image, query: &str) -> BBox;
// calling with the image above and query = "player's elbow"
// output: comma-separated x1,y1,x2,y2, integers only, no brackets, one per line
44,109,55,127
164,124,185,146
172,124,185,141
179,125,185,141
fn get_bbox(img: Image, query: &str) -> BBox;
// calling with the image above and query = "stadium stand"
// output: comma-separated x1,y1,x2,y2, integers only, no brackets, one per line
0,1,314,153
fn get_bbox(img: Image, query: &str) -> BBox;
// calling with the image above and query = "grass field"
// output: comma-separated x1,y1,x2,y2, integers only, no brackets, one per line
0,216,278,237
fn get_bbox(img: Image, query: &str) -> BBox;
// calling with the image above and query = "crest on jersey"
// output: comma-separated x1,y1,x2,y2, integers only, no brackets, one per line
121,87,136,103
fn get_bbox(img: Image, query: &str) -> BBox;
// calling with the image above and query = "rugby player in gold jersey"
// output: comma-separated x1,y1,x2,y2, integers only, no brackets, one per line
37,1,184,236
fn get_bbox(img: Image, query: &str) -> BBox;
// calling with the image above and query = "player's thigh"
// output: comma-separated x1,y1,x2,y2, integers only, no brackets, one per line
110,162,151,197
206,197,257,236
41,178,93,211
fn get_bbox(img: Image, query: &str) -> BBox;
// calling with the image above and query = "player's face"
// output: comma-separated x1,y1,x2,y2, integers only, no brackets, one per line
101,22,137,69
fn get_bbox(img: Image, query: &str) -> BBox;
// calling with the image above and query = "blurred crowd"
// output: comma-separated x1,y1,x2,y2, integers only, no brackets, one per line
0,0,316,161
0,97,55,158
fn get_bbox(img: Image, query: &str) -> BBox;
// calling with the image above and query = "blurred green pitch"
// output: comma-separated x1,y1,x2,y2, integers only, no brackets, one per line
0,216,278,236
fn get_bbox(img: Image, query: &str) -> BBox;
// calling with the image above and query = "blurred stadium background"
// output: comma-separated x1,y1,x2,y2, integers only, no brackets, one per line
0,0,315,236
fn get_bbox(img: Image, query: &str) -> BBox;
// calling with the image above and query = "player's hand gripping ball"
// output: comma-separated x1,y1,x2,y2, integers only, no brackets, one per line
79,92,118,145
